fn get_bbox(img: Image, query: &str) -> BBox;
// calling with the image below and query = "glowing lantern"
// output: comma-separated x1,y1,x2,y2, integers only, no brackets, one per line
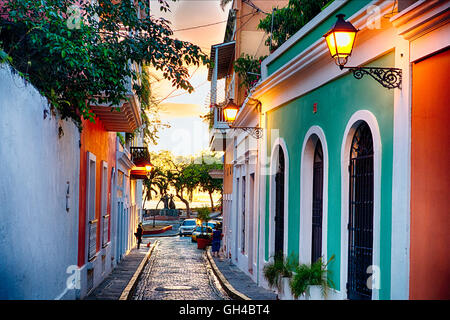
323,14,358,69
223,99,240,123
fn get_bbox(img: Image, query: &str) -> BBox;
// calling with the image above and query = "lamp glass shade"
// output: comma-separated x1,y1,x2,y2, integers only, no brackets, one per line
323,14,358,66
325,31,356,59
223,99,239,123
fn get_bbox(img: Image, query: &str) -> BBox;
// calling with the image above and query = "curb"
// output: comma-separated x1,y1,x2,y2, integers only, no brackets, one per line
119,240,159,300
205,247,251,301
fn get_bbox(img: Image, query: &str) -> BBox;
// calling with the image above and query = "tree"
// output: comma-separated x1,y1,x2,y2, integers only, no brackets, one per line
196,158,223,212
0,0,208,129
143,150,177,207
143,150,223,216
168,159,215,219
258,0,334,51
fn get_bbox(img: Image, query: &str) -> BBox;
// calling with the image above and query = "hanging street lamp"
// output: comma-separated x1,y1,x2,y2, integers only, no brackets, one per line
221,98,264,139
323,14,402,89
222,98,240,123
324,14,358,69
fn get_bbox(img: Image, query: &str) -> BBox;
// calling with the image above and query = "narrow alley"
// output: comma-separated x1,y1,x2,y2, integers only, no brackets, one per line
132,237,229,300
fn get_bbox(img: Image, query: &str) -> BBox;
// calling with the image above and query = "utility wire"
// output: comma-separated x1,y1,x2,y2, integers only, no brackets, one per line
172,11,255,32
243,0,269,15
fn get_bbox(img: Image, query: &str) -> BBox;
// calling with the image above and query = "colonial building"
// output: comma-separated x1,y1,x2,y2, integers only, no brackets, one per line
77,74,148,299
216,0,449,300
208,0,288,282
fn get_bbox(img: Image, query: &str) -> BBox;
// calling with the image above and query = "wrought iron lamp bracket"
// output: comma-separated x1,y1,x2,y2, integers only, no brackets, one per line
221,126,263,139
342,66,402,90
232,126,264,139
218,98,264,139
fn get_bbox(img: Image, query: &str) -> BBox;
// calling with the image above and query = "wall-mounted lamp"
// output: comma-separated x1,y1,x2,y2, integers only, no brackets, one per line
221,98,264,139
323,14,402,89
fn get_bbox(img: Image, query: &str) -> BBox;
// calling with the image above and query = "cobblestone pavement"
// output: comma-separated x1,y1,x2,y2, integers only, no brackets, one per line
131,236,229,300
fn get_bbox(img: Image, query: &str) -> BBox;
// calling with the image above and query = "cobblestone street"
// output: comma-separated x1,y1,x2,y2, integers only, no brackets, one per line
132,236,229,300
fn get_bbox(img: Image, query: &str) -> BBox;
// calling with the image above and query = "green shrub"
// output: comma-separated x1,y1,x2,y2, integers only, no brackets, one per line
263,252,298,291
289,255,336,299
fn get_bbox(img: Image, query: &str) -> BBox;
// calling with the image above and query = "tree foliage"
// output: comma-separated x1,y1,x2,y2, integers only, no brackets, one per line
143,150,223,216
0,0,208,129
233,53,267,97
258,0,334,51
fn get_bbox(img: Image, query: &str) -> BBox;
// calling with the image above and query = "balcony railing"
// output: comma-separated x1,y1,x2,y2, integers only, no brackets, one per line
130,147,150,166
213,105,230,129
130,146,151,179
89,75,142,133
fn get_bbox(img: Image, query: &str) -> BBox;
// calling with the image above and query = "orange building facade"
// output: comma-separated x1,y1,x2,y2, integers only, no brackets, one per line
77,116,117,297
410,48,450,299
76,72,144,298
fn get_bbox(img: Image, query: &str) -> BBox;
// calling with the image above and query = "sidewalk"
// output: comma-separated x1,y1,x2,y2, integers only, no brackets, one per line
206,248,277,300
85,240,156,300
85,237,277,301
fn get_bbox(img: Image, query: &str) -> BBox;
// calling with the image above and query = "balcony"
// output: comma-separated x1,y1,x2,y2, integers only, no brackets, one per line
89,76,142,133
209,105,230,152
130,146,152,180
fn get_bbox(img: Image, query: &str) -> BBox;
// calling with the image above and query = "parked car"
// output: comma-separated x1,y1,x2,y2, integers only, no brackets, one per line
206,221,218,230
191,226,213,242
179,219,197,236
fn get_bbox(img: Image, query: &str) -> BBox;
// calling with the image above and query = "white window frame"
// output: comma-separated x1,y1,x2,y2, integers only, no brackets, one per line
340,110,382,300
101,161,109,248
86,151,98,261
268,137,289,261
299,126,329,265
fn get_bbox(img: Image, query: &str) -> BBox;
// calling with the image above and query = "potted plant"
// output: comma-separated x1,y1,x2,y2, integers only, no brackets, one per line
196,206,211,250
289,254,336,300
263,252,298,299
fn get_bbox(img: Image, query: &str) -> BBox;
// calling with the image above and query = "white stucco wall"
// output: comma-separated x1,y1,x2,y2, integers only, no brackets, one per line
0,65,80,299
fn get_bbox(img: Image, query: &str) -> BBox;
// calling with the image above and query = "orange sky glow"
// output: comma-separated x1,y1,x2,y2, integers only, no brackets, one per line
148,0,231,156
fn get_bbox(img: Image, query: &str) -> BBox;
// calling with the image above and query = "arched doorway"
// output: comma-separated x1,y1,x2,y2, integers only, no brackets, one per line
311,140,323,264
347,121,374,300
274,146,285,257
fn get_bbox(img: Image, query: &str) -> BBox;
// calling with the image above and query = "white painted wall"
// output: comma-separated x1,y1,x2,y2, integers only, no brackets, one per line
0,65,80,299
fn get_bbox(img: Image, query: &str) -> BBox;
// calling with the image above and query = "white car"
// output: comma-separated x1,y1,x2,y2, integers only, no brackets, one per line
179,219,198,236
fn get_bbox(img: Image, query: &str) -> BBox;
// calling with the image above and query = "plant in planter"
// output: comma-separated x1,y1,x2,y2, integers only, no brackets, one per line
289,254,336,300
233,54,267,96
196,206,211,249
263,252,298,293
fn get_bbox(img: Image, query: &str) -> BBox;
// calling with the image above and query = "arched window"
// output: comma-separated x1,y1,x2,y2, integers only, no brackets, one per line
347,121,374,300
274,146,285,257
311,140,323,264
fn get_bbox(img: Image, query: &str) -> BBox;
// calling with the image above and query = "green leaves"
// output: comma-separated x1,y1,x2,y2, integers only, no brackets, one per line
233,54,267,90
289,254,336,299
258,0,333,51
0,0,208,129
263,253,296,291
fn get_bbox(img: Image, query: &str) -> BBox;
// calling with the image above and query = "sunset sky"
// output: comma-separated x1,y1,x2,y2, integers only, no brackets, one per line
148,0,232,156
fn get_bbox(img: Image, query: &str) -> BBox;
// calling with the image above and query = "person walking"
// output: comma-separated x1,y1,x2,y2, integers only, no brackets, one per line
211,224,222,258
135,223,143,249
